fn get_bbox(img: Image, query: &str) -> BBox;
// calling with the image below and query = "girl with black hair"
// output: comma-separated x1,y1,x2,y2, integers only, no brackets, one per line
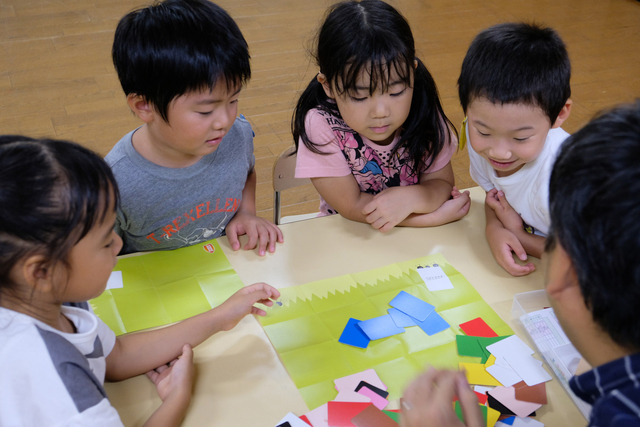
0,136,279,426
293,0,470,232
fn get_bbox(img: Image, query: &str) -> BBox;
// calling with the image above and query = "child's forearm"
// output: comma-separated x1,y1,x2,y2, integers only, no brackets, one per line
408,179,453,214
106,309,223,381
512,229,545,258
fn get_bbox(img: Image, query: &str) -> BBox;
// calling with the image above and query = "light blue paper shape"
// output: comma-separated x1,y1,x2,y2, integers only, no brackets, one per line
357,315,405,340
410,310,450,336
388,308,416,328
389,291,435,321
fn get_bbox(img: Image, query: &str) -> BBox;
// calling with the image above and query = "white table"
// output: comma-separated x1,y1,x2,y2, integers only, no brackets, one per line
105,187,585,426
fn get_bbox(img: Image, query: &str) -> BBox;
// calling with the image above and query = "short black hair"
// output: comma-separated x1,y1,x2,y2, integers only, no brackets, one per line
112,0,250,122
458,22,571,124
0,135,119,298
547,101,640,350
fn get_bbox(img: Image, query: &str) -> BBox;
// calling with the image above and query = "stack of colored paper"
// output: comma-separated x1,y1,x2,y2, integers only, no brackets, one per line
338,291,450,349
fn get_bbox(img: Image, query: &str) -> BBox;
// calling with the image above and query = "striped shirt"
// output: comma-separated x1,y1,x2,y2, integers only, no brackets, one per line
570,353,640,427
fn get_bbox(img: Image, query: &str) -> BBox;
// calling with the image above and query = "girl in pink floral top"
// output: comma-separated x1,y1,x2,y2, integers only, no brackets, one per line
293,0,470,232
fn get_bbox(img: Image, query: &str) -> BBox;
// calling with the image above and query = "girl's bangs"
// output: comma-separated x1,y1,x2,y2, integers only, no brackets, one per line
336,53,413,96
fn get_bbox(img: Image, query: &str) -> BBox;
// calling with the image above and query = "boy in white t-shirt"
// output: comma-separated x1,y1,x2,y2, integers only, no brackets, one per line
457,22,572,276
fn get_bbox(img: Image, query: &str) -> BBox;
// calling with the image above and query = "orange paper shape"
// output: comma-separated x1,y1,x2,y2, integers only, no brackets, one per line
513,381,547,405
351,405,399,427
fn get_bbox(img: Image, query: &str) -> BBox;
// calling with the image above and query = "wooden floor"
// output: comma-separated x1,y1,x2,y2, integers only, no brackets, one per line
2,0,639,221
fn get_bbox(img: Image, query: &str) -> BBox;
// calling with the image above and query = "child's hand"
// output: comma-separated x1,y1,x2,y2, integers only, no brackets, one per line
215,283,281,331
401,368,483,427
485,189,523,235
486,225,535,276
226,211,284,256
424,188,471,224
146,344,194,403
362,187,415,232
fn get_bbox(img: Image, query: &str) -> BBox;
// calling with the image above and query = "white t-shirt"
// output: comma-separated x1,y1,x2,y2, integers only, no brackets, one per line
0,304,123,426
468,126,570,236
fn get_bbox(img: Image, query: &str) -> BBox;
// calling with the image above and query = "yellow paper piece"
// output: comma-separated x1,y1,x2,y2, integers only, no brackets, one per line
486,405,501,427
459,362,503,386
484,354,497,368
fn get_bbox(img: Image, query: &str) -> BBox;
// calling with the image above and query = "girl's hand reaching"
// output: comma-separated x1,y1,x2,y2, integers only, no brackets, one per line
214,283,281,331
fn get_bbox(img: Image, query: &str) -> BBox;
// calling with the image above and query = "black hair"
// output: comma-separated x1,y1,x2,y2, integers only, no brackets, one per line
547,101,640,350
0,136,119,297
458,22,571,124
112,0,251,122
292,0,455,177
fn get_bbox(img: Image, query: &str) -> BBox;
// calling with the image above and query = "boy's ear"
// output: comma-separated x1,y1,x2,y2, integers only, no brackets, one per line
551,99,573,129
317,73,333,99
126,94,155,123
545,243,581,303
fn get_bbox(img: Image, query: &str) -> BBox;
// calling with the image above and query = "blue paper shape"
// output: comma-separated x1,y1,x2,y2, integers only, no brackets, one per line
500,416,515,426
388,308,416,327
410,310,450,336
338,318,371,348
389,291,435,321
357,315,405,340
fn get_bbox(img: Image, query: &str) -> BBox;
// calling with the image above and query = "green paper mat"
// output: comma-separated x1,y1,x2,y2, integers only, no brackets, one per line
90,239,244,335
258,254,513,410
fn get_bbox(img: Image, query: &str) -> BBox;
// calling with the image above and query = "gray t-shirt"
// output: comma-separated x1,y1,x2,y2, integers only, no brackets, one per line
105,116,255,254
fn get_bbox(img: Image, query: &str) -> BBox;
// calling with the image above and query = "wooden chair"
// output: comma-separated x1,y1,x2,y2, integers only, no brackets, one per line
272,147,317,225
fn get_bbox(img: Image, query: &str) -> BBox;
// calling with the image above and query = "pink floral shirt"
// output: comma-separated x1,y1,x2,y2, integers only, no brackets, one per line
295,108,456,215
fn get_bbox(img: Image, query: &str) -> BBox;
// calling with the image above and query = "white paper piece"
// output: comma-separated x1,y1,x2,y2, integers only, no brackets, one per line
106,271,123,290
275,412,309,427
486,336,534,358
416,266,454,291
474,385,494,394
511,417,545,427
486,364,522,387
507,354,552,386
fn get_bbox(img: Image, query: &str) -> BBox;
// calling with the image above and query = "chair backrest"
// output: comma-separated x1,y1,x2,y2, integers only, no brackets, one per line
272,146,311,224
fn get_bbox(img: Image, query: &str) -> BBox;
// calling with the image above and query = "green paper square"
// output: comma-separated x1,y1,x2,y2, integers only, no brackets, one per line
112,289,171,332
156,278,211,323
455,401,487,424
382,410,400,422
90,291,126,335
197,270,244,308
280,341,354,389
264,314,334,353
298,379,338,411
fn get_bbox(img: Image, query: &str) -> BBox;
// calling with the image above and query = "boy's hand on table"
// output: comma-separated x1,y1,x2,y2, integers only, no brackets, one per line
362,186,415,232
226,211,284,256
215,283,281,331
401,368,483,427
485,189,524,234
486,224,536,276
146,344,194,403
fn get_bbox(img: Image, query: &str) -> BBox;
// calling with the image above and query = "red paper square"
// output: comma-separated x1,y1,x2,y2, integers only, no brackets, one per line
459,317,498,338
328,401,372,427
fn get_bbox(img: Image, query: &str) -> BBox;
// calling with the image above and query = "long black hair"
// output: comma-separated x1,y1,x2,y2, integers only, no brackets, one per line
0,136,119,298
292,0,455,176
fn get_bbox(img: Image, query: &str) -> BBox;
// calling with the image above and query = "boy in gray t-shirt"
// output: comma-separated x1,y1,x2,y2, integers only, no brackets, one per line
106,0,282,255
